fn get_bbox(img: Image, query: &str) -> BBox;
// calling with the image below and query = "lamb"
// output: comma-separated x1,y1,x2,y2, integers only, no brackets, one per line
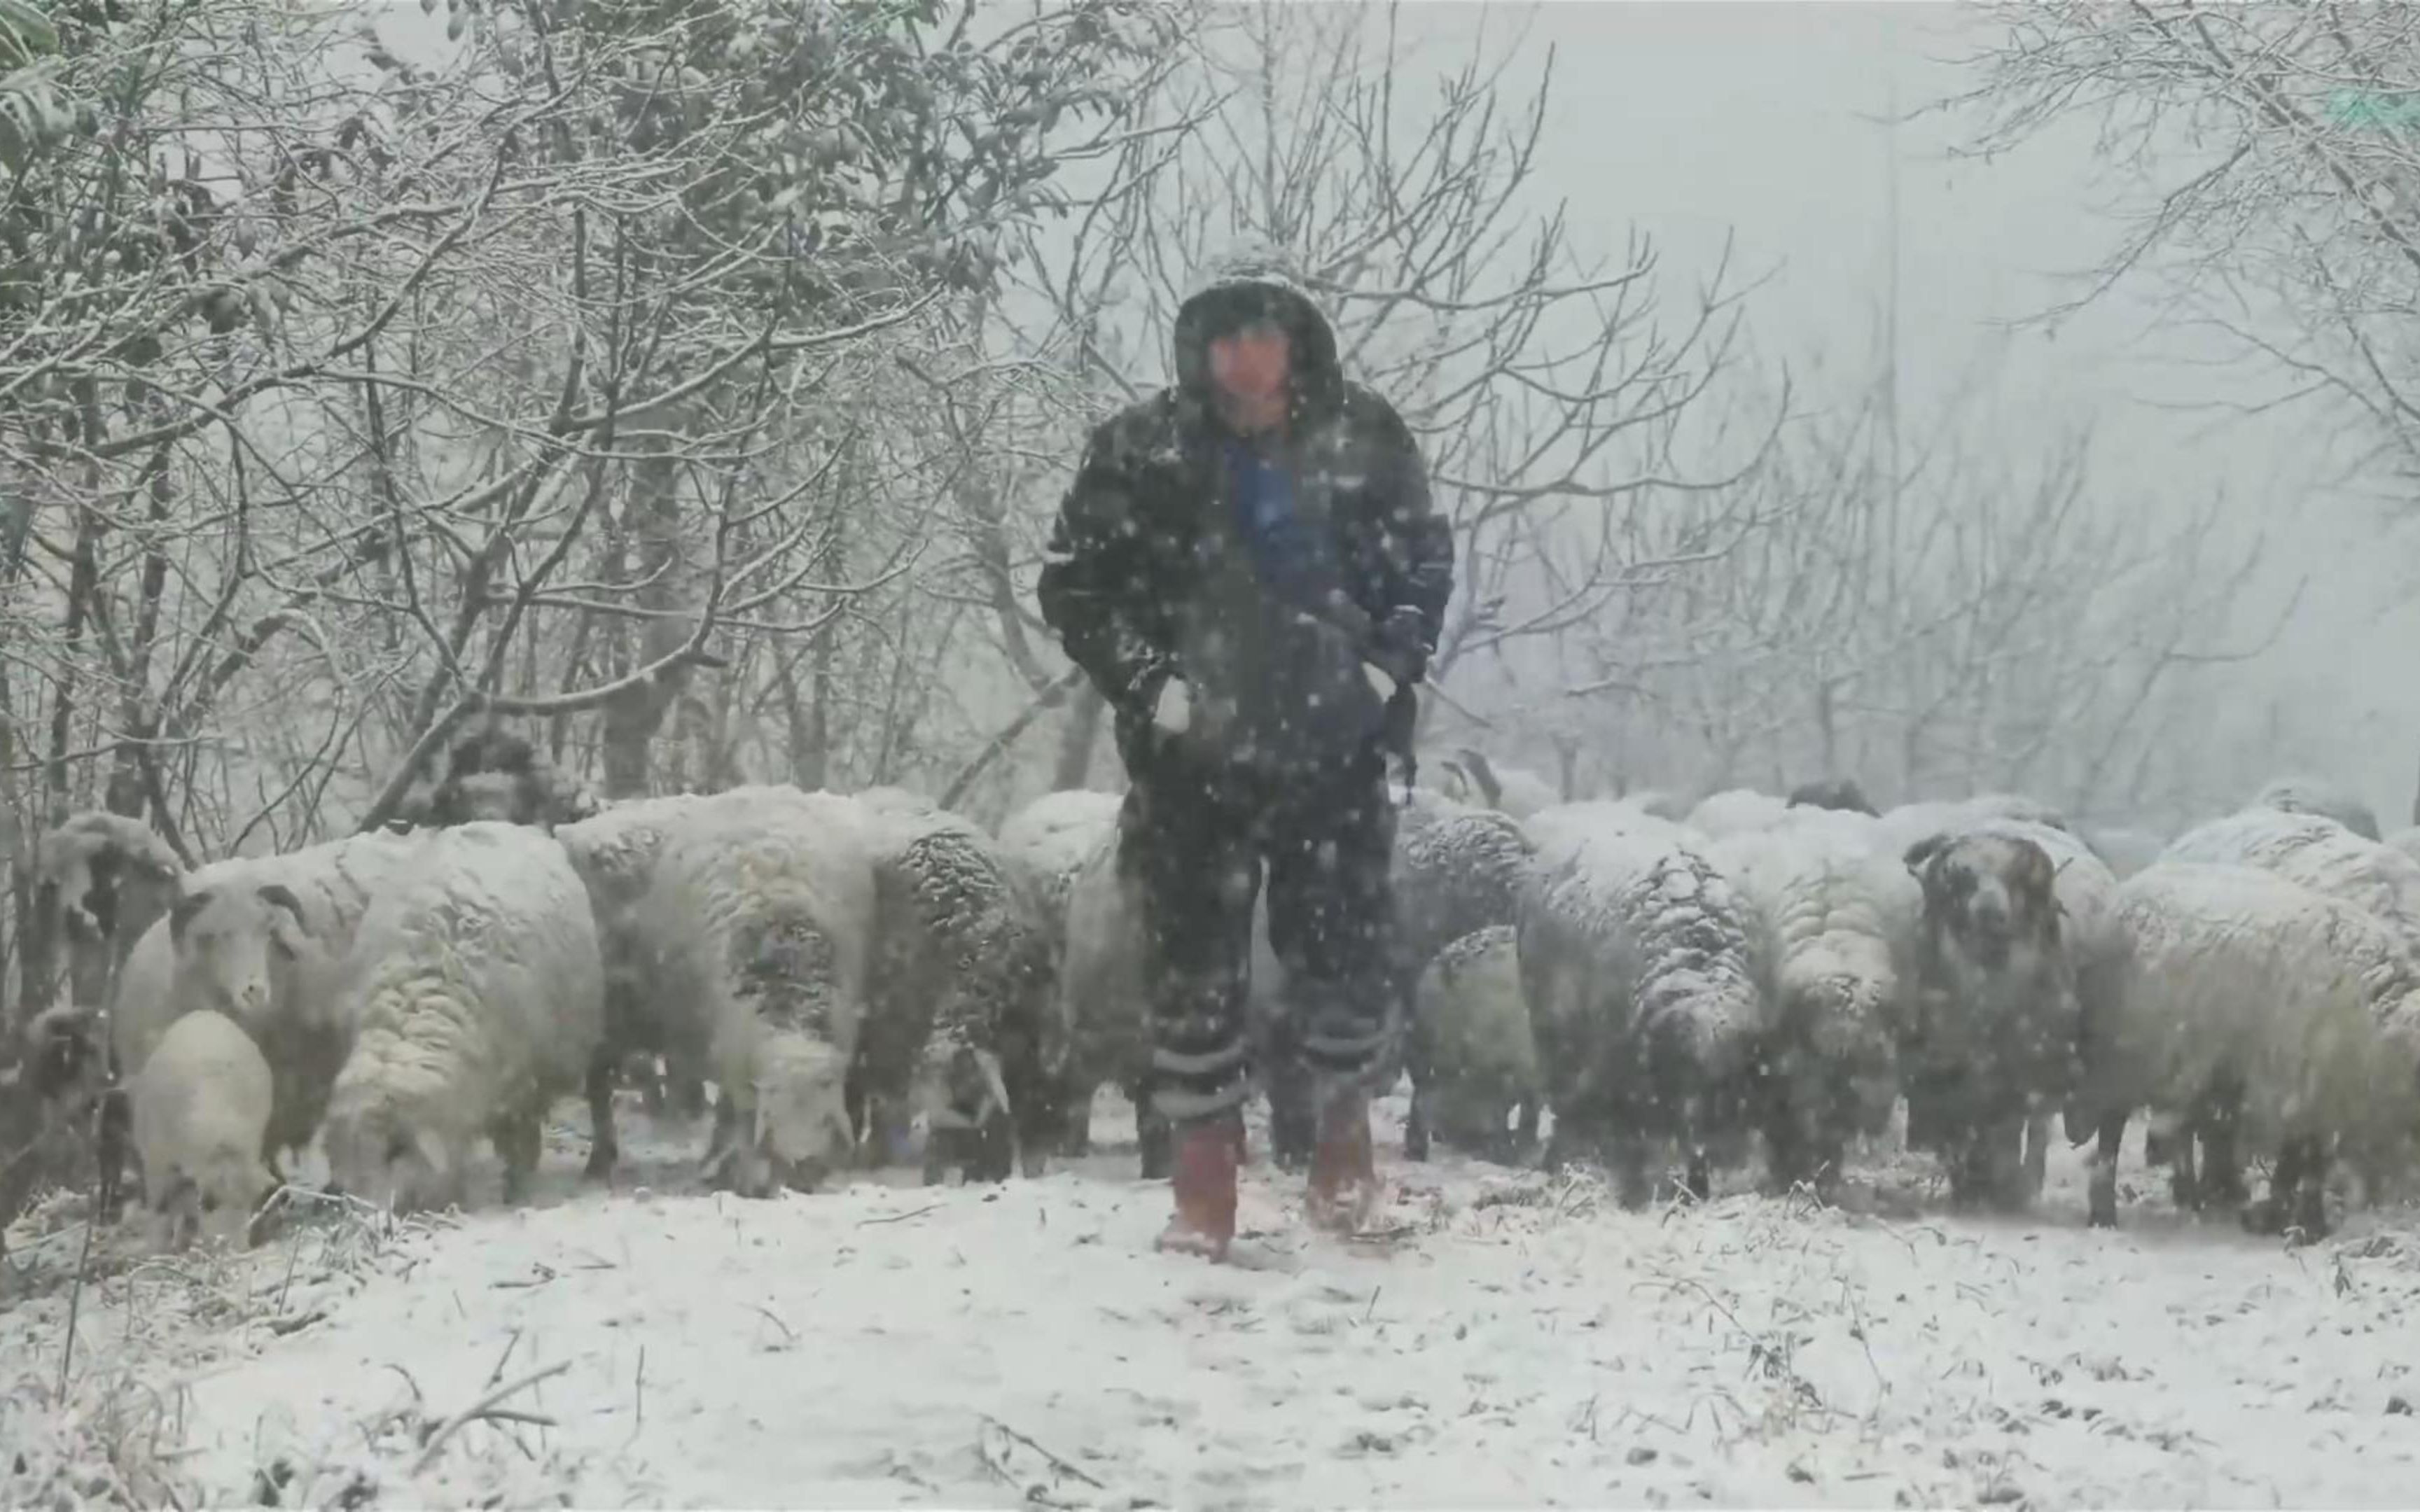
1517,802,1768,1205
127,1009,277,1251
1706,814,1920,1196
2069,860,2420,1235
320,822,605,1213
1391,796,1538,1162
1403,925,1540,1163
2251,774,2381,841
1900,822,2098,1209
851,788,1062,1185
627,793,877,1197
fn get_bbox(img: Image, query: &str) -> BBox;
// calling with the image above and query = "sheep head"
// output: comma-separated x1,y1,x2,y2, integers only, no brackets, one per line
752,1035,857,1189
168,882,312,1028
1905,830,2061,976
321,1095,460,1216
146,1145,277,1252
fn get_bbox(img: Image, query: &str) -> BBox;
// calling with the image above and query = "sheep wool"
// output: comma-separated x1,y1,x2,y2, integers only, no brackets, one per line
636,793,879,1197
129,1008,275,1252
1517,802,1768,1206
2251,774,2381,842
321,822,604,1214
1685,788,1795,841
2078,860,2420,1232
1707,816,1922,1191
2162,806,2420,954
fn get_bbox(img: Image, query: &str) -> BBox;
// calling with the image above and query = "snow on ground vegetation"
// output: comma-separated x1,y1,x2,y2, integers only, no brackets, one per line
5,1091,2419,1508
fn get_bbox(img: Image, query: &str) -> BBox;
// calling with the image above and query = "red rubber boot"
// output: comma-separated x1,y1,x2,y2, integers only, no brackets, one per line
1154,1114,1243,1261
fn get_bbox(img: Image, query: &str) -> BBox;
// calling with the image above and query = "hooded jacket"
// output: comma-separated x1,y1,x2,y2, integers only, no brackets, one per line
1036,246,1455,780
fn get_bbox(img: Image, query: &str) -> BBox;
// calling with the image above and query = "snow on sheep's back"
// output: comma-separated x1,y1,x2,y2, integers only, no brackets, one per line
4,1092,2419,1508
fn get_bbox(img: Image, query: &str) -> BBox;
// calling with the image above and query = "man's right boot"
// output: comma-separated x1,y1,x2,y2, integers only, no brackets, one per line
1153,1112,1243,1262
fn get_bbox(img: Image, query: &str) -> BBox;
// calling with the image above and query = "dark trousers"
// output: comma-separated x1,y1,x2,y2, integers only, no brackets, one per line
1119,743,1403,1128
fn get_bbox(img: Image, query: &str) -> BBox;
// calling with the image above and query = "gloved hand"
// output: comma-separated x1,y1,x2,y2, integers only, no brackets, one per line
1152,674,1194,736
1362,604,1432,692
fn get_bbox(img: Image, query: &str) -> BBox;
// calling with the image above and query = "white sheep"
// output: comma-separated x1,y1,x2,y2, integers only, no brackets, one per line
115,830,425,1175
1685,788,1795,839
2385,825,2420,868
2251,774,2381,841
2071,860,2420,1235
1872,792,2070,858
996,790,1125,935
1404,925,1539,1163
1706,812,1921,1194
1517,802,1769,1205
320,822,605,1213
1051,823,1159,1170
555,786,817,1163
2163,806,2420,947
128,1008,277,1252
630,793,878,1197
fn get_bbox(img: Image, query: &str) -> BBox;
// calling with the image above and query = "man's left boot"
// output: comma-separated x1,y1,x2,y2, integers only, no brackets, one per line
1305,1088,1382,1235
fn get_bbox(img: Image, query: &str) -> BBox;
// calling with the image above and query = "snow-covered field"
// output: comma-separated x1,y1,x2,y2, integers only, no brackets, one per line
6,1092,2420,1509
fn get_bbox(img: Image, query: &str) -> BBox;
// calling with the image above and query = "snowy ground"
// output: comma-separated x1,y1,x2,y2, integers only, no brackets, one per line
6,1093,2420,1510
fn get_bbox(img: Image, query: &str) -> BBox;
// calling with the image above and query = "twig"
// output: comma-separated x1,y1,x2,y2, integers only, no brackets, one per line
57,1191,101,1397
409,1361,571,1475
632,1346,646,1440
857,1203,942,1226
265,1308,326,1337
487,1328,523,1387
979,1415,1106,1490
749,1303,796,1343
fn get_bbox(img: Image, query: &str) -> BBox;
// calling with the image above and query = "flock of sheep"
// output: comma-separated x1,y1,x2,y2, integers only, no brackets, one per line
20,729,2420,1255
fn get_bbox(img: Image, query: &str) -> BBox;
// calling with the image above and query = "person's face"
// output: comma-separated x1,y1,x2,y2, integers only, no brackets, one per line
1207,318,1291,432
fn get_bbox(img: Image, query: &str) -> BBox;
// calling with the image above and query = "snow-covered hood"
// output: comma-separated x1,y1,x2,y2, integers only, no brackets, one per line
1170,240,1344,412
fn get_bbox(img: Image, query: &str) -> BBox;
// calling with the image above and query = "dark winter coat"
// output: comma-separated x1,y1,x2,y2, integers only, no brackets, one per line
1036,248,1455,782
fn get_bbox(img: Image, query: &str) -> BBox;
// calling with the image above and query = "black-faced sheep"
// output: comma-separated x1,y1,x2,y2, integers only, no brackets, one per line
321,822,606,1213
1709,809,1919,1196
128,1008,277,1251
1404,925,1539,1163
1390,795,1538,1163
851,787,1062,1185
394,727,601,831
1517,802,1767,1206
1900,825,2083,1210
2071,860,2420,1236
630,793,876,1197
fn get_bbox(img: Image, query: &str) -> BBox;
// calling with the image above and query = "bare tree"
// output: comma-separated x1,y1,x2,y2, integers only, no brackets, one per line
1949,4,2420,486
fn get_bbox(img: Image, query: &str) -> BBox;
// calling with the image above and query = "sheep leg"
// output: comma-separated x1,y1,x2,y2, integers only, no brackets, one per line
1403,1078,1433,1163
1610,1138,1655,1210
1059,1077,1097,1158
95,1089,132,1224
2020,1106,2050,1204
2245,1135,2330,1239
492,1110,543,1206
2167,1119,2202,1212
2199,1077,2248,1207
1681,1146,1712,1205
583,1053,620,1182
2086,1111,2127,1228
1510,1097,1541,1166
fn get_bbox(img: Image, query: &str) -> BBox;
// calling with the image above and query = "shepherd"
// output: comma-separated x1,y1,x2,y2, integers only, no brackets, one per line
1036,244,1454,1261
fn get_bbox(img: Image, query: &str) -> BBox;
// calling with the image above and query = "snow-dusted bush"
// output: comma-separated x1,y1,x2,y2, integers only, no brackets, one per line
321,822,606,1214
1517,802,1767,1206
127,1008,276,1252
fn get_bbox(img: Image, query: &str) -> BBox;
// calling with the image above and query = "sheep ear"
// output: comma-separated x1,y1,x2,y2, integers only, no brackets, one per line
1902,832,1949,875
168,888,214,943
256,884,307,927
